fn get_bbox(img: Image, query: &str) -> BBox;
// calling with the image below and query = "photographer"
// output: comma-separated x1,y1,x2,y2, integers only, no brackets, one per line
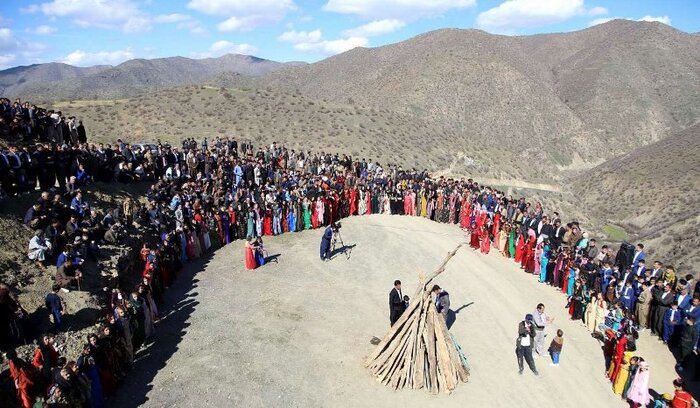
320,222,337,261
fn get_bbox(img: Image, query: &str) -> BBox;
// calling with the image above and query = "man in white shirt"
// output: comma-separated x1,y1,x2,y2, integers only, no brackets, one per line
532,303,553,357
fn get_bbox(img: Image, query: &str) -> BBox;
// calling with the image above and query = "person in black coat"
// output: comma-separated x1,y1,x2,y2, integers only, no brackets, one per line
389,280,406,326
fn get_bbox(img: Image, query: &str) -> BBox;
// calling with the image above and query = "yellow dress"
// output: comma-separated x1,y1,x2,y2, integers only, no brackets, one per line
613,351,634,394
420,195,428,217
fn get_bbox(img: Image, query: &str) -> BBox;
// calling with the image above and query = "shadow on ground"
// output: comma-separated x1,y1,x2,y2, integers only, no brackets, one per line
107,253,212,407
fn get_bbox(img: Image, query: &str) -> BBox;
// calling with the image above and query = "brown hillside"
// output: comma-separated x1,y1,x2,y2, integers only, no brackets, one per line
572,122,700,270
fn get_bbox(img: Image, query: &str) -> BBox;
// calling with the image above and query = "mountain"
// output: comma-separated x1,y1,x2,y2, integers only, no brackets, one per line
228,20,699,180
0,63,110,96
573,122,700,270
1,54,293,102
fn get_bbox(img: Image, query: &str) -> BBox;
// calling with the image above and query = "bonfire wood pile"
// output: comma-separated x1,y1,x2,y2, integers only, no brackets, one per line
365,244,469,394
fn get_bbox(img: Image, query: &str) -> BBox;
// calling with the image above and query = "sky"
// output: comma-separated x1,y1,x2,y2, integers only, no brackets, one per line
0,0,698,70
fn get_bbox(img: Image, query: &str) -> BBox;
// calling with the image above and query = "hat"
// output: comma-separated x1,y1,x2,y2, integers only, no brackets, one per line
525,314,534,321
74,236,82,243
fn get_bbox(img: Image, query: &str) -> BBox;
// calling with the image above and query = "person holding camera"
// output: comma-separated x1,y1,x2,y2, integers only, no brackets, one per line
516,314,539,376
320,223,334,261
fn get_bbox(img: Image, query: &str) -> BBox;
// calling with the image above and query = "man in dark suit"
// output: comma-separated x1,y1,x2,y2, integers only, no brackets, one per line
389,280,406,326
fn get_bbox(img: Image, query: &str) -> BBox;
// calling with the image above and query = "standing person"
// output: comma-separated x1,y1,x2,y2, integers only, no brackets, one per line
677,317,698,373
532,303,553,358
320,224,333,261
6,349,39,408
431,285,450,323
671,378,693,408
636,281,652,330
548,329,564,367
244,238,256,270
389,280,406,326
516,314,539,376
626,361,651,408
45,284,64,331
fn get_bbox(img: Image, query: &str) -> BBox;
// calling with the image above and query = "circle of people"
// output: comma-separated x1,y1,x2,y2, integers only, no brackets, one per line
1,96,696,408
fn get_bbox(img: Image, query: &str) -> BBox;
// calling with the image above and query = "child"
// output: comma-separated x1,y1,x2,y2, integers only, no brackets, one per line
549,329,564,366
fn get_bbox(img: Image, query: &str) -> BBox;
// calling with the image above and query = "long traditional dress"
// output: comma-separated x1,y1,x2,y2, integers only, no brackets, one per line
515,234,524,263
421,193,428,217
479,226,490,254
607,335,628,383
626,364,651,405
349,189,358,215
539,244,549,282
585,295,598,331
613,351,635,394
358,191,367,215
262,210,273,236
459,198,470,227
508,229,516,258
534,242,543,277
470,227,480,249
594,298,608,334
287,208,296,232
303,202,312,229
244,241,256,270
316,199,325,226
365,190,372,215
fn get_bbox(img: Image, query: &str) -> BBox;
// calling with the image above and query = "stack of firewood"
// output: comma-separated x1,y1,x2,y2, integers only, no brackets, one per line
365,244,469,394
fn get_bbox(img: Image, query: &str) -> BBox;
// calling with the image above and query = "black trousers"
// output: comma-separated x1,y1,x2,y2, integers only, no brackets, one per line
390,309,402,326
516,344,537,373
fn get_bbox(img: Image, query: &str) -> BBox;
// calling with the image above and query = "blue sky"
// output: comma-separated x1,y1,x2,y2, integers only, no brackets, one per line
0,0,698,69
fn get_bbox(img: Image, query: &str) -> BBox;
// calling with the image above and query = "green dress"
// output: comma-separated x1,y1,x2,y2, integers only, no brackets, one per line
371,194,379,214
508,229,516,258
303,202,312,229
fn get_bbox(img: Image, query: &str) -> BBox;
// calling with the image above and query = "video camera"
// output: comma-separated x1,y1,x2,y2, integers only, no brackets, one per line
331,222,342,232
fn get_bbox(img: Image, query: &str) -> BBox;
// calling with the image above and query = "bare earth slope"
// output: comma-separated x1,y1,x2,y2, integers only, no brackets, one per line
244,20,700,176
573,122,700,270
109,215,677,408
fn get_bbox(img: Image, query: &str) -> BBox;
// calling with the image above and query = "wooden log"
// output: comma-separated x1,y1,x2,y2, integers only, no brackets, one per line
415,243,463,297
423,306,439,394
369,311,418,372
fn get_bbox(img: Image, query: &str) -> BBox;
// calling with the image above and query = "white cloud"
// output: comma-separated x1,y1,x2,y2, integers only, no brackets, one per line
61,48,134,66
0,54,16,69
0,26,46,67
342,19,405,37
24,0,151,33
154,13,206,34
278,30,323,43
187,0,295,31
294,37,368,55
638,15,671,24
323,0,475,20
154,14,190,24
278,27,367,55
31,25,58,35
476,0,607,33
587,6,607,16
193,40,258,58
588,15,672,27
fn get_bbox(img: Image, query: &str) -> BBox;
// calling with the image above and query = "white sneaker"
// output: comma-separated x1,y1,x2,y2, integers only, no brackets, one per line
61,288,70,293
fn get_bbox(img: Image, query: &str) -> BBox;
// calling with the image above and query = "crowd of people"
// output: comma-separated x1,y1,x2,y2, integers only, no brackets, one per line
0,96,697,406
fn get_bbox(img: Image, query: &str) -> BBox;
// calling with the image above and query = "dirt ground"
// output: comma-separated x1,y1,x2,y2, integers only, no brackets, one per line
109,215,679,408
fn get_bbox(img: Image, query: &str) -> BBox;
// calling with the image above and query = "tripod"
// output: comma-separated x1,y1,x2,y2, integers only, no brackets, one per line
331,230,350,260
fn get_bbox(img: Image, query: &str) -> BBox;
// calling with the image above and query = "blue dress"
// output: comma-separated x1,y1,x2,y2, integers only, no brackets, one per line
567,268,576,296
539,245,550,282
288,211,296,232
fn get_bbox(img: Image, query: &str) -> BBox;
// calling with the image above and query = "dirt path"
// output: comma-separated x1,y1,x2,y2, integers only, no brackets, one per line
109,215,677,408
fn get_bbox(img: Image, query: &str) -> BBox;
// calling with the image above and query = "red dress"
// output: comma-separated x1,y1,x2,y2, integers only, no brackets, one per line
609,335,628,383
245,242,256,270
9,360,37,408
479,226,490,254
524,240,536,273
311,205,319,229
515,235,524,263
460,200,470,228
262,210,272,236
469,228,480,249
366,191,372,215
349,190,357,215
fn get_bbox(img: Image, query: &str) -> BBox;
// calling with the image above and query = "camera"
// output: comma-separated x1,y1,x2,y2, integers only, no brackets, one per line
331,222,342,232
